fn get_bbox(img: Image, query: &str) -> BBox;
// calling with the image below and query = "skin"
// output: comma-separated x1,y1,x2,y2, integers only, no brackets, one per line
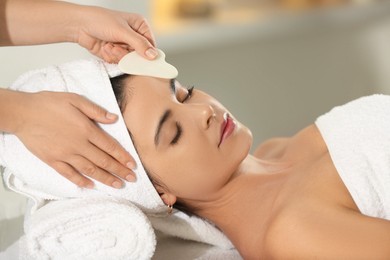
121,75,390,259
0,0,159,188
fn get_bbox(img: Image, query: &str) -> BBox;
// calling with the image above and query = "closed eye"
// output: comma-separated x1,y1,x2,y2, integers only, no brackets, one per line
168,80,195,146
171,122,182,145
181,86,194,103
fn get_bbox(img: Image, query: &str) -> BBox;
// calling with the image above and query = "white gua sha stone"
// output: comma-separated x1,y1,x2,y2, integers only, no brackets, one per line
118,49,178,79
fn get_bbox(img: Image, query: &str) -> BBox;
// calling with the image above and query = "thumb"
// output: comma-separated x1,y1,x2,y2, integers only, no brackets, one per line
123,29,158,60
72,95,118,124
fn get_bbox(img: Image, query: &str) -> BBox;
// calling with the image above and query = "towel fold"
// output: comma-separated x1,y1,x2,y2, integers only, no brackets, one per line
0,59,165,214
150,211,233,249
315,94,390,220
20,196,156,260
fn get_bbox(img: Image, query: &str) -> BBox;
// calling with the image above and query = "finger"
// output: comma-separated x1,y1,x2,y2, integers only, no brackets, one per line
51,161,94,189
82,141,136,182
70,94,118,124
104,44,129,62
72,99,136,171
69,155,127,189
136,25,156,48
88,125,137,170
121,28,158,60
125,14,156,47
101,43,118,64
113,43,132,50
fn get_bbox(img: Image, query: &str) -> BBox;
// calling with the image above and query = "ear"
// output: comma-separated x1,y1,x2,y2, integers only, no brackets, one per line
160,192,177,207
155,185,177,206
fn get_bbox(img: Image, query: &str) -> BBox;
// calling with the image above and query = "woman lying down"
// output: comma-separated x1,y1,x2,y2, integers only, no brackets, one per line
111,75,390,258
1,55,390,259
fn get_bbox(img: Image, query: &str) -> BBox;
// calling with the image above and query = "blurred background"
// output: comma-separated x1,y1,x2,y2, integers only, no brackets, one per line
1,0,390,253
1,0,390,145
1,0,390,144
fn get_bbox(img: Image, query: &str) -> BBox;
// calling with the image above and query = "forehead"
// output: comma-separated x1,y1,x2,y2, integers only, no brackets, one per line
126,76,171,97
121,76,172,144
123,75,172,111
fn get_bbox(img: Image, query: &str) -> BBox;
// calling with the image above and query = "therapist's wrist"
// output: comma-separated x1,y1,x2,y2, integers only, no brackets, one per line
59,2,89,44
0,89,29,135
68,4,106,44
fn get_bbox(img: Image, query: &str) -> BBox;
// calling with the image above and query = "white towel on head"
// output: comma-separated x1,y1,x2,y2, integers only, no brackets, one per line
0,59,165,215
315,94,390,219
19,197,156,260
0,58,236,257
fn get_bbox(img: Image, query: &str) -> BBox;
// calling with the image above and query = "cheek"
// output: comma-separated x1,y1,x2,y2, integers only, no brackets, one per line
145,149,225,199
142,124,252,199
156,146,241,199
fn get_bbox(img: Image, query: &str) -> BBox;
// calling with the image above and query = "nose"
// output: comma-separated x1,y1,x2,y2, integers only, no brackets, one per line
191,104,216,130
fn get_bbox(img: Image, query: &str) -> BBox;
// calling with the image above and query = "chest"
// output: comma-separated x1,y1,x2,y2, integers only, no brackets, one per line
288,153,359,213
255,125,357,210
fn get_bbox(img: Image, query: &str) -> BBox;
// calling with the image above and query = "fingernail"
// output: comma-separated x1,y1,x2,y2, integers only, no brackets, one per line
126,174,136,182
106,112,117,120
127,162,136,170
145,48,158,59
112,181,123,189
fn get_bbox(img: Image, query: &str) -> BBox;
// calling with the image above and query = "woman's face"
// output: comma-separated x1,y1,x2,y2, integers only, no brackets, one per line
122,76,252,204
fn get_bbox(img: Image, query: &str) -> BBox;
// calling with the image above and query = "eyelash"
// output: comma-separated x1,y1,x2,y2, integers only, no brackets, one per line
171,86,195,145
181,86,194,103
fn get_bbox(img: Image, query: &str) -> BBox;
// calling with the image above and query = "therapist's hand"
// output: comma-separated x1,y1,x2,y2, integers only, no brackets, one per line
14,91,136,189
2,1,157,62
75,6,157,63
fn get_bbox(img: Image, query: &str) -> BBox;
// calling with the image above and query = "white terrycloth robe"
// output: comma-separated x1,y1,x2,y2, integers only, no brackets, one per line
316,94,390,219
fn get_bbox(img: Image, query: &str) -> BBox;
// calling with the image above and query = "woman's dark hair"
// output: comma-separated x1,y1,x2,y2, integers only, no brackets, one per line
110,74,130,112
110,75,196,216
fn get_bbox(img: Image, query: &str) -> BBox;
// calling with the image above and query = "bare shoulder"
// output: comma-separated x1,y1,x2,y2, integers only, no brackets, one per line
254,125,326,161
263,205,390,259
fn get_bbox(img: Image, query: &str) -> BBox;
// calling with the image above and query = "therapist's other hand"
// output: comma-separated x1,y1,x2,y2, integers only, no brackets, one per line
75,6,157,63
15,91,136,189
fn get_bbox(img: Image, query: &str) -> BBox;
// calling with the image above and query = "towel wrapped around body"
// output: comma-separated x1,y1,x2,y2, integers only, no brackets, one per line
315,94,390,220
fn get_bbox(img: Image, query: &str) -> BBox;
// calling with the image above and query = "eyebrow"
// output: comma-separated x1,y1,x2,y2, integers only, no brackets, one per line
154,79,177,146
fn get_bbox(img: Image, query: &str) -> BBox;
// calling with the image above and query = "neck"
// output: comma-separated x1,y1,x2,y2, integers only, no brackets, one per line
193,155,291,256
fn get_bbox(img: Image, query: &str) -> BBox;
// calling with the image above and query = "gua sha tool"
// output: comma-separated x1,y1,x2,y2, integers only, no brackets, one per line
118,49,178,79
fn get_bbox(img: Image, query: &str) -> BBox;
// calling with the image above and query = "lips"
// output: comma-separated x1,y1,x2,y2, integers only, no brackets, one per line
218,113,236,147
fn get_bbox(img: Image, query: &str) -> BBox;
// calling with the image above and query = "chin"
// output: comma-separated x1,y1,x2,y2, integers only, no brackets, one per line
241,125,253,156
228,122,252,163
231,115,252,148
